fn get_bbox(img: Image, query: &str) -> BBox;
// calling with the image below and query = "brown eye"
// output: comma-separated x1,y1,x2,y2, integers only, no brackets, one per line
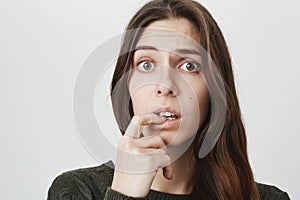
137,61,155,72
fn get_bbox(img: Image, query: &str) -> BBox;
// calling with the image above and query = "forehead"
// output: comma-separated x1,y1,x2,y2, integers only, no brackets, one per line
147,18,199,41
136,18,201,53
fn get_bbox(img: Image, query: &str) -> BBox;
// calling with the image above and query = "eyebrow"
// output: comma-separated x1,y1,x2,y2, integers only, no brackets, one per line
135,45,158,52
135,45,201,55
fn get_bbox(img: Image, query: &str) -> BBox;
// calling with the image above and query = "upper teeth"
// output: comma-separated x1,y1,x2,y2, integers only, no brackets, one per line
158,111,175,118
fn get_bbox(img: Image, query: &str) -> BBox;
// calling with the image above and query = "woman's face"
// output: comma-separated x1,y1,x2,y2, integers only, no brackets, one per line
128,18,210,146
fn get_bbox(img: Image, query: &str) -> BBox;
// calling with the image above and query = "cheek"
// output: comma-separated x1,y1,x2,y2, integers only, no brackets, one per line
193,82,210,123
199,90,210,122
130,87,153,114
131,93,143,114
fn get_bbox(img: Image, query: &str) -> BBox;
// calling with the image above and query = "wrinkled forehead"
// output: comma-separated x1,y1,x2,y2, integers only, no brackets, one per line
136,28,203,54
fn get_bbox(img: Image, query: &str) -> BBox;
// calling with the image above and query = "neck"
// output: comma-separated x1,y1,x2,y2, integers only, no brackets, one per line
150,148,195,195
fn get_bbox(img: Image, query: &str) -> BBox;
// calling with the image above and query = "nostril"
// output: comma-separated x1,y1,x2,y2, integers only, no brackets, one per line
156,88,176,96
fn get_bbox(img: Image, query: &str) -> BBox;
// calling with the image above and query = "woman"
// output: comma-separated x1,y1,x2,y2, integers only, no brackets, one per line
48,0,290,199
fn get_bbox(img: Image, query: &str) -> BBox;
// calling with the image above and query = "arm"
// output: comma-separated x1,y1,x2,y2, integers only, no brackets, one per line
277,192,290,200
257,183,290,200
47,173,93,200
47,172,148,200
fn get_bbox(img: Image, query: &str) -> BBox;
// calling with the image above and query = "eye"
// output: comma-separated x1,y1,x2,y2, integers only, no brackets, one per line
180,62,201,72
137,61,155,72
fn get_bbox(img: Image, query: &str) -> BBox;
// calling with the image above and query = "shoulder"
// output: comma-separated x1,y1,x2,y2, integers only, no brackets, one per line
257,182,290,200
47,160,114,200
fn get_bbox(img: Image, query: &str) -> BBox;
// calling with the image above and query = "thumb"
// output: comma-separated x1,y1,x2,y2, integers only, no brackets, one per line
162,165,173,180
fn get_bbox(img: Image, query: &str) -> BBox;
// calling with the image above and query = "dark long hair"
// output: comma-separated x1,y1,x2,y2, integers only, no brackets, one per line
110,0,259,199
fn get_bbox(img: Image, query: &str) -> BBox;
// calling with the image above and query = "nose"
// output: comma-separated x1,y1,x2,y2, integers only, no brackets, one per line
155,67,178,97
156,85,176,96
154,53,179,97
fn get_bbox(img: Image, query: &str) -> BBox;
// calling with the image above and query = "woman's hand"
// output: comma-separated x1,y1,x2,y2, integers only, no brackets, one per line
111,114,173,197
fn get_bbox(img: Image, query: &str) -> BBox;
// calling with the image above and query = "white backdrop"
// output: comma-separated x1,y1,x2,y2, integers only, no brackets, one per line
1,0,299,199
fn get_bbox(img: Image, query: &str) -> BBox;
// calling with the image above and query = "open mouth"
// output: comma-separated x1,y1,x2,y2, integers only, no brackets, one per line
153,107,181,122
151,108,182,130
157,111,179,120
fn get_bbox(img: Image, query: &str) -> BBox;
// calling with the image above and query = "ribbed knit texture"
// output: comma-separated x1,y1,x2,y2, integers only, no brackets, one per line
104,187,190,200
47,160,290,200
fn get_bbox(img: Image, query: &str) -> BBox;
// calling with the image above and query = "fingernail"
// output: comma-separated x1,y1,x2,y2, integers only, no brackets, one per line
164,171,173,180
167,173,173,180
150,113,166,123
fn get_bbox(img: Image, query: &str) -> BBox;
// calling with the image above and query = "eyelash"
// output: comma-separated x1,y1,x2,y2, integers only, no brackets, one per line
137,61,156,72
179,60,201,72
135,59,201,73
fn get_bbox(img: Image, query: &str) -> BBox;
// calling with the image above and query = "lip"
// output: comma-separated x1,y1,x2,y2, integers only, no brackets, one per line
151,106,182,130
153,107,181,118
150,117,182,130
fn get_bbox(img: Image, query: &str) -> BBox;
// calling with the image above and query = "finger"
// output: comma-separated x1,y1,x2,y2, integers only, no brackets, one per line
137,135,166,149
156,131,174,145
115,148,170,174
145,113,166,125
131,148,167,155
162,165,173,180
125,114,166,138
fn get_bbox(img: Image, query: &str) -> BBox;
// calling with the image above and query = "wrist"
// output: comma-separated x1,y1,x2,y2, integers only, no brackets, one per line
111,170,155,198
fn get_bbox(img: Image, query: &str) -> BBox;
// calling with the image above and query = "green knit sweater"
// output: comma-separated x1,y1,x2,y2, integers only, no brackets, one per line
47,161,290,200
